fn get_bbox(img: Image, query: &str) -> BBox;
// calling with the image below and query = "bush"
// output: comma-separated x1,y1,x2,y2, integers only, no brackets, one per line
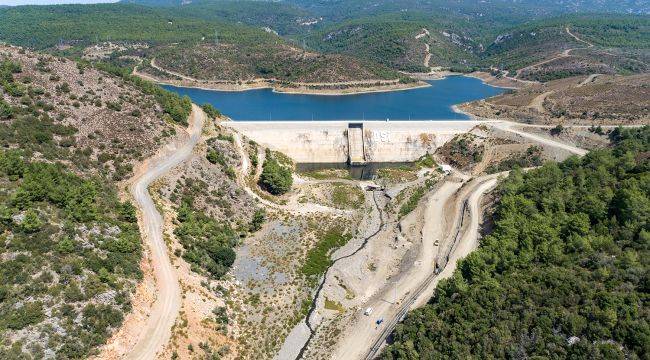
202,103,221,119
259,151,292,195
0,100,12,119
550,123,564,135
174,198,238,279
301,228,351,280
206,150,225,166
249,209,265,232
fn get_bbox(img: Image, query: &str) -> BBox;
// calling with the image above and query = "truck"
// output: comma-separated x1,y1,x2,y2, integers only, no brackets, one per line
364,307,373,316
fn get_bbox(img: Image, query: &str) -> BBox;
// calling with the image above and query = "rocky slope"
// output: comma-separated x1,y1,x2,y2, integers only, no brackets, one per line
0,44,183,358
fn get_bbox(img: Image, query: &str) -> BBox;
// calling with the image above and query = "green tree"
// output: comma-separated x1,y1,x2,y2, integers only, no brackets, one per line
259,154,292,195
20,209,42,233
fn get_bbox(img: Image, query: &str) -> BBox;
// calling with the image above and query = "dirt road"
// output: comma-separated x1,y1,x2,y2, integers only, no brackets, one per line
332,176,498,360
578,73,600,87
126,105,205,360
527,90,554,112
494,121,588,156
514,26,594,80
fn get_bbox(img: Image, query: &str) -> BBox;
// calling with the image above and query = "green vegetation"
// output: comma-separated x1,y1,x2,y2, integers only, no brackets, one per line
398,178,436,218
301,228,352,282
415,153,436,168
0,150,142,358
486,146,544,174
0,2,646,84
481,15,650,75
384,126,650,359
439,133,484,170
324,297,345,312
201,103,221,119
0,3,236,49
93,62,191,124
174,196,238,279
309,13,477,72
249,209,265,232
330,183,364,209
259,150,293,195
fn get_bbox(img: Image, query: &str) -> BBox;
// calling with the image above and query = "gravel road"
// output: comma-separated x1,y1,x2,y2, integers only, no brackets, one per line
126,105,204,360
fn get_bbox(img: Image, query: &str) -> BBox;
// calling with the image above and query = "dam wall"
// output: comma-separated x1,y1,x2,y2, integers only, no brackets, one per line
222,121,489,163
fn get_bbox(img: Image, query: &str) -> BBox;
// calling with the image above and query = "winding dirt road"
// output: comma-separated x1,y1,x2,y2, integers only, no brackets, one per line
126,105,205,360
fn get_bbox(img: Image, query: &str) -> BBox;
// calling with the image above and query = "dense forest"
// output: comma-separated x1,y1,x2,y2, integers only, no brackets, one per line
383,126,650,359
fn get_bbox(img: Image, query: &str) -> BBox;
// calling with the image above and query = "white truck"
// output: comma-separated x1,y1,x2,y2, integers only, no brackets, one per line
364,307,373,316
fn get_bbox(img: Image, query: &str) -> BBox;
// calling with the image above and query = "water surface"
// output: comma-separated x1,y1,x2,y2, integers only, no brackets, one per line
163,75,504,121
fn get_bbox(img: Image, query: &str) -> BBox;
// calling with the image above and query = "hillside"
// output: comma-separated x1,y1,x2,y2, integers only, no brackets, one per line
0,44,187,358
309,13,649,78
462,73,650,125
123,0,316,36
308,14,479,73
384,126,650,359
150,43,403,83
288,0,649,23
481,15,650,80
0,3,403,86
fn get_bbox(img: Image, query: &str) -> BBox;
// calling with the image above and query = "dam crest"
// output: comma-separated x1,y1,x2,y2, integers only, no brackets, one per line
222,120,495,164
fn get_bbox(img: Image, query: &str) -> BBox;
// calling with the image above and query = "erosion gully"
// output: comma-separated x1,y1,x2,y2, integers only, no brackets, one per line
295,190,386,359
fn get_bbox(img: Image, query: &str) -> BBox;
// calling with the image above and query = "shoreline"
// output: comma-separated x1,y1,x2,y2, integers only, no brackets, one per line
451,104,479,120
133,67,431,95
134,65,515,96
464,71,527,90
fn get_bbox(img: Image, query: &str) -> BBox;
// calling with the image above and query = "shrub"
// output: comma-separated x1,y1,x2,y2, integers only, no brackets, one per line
201,103,221,119
206,150,225,166
249,209,265,232
0,100,12,119
259,151,292,195
301,228,351,280
550,124,564,135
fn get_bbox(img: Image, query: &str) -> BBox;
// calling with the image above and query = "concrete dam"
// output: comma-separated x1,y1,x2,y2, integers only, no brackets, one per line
222,121,489,164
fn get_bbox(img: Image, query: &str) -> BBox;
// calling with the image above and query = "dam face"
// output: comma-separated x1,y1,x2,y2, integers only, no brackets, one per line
222,121,489,163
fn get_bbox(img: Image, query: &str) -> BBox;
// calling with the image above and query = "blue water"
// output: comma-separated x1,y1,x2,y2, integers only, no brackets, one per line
162,75,504,121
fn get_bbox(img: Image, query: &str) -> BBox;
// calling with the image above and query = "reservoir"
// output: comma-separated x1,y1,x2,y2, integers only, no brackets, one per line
162,76,504,121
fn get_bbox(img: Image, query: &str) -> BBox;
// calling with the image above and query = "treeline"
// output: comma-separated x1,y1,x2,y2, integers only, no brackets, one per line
384,126,650,359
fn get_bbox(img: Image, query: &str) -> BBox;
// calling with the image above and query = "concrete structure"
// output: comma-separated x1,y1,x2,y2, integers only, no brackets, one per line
223,120,490,163
347,123,366,165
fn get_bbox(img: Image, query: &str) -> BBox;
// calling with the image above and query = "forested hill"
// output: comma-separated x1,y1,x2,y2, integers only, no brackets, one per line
0,3,402,83
384,126,650,359
310,13,650,74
